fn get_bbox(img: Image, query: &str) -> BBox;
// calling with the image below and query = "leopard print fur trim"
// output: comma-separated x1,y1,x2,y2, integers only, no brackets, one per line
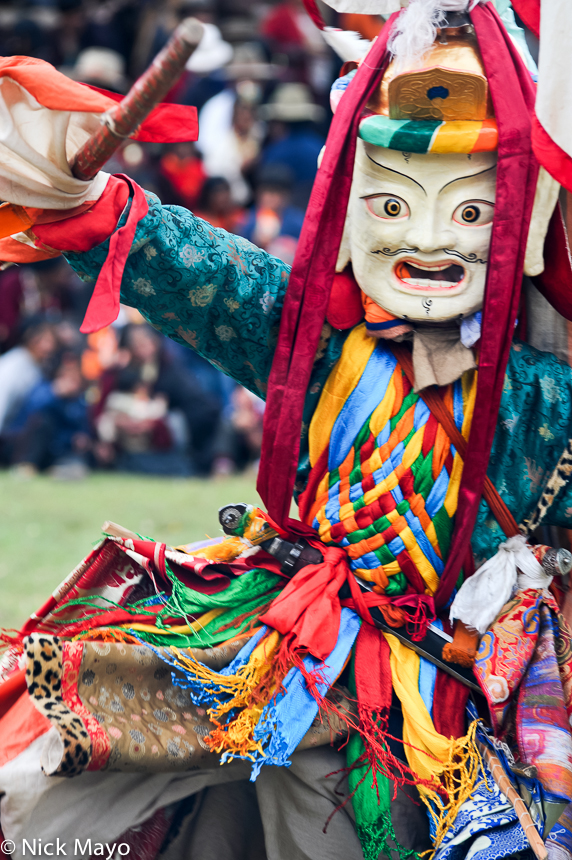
25,634,91,777
522,440,572,536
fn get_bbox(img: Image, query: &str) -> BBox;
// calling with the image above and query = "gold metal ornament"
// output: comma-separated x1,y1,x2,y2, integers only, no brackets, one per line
367,29,494,121
388,67,487,121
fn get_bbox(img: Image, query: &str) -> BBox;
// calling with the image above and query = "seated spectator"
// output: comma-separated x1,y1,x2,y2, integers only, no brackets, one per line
95,324,220,476
0,268,24,355
80,327,121,384
0,322,57,458
238,164,305,264
95,375,178,476
9,353,91,479
229,385,264,469
163,338,236,414
259,83,325,208
25,257,93,329
260,0,330,94
71,47,127,94
212,385,265,475
199,88,264,205
159,142,207,210
175,22,233,112
194,177,245,232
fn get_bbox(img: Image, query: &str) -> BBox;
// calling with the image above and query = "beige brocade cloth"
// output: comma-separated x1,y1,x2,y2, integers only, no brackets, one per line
25,634,355,776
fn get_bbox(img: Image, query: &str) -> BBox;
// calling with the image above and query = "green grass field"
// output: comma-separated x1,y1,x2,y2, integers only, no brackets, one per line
0,471,260,630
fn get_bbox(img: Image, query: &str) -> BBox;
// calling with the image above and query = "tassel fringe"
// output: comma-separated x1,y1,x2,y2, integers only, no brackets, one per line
169,629,285,759
418,719,485,854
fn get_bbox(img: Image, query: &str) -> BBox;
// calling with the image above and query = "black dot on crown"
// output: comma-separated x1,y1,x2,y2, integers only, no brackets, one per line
427,86,450,101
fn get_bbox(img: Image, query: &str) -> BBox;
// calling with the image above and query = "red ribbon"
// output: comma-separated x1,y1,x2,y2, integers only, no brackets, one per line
434,4,539,610
259,540,436,661
80,176,149,333
256,15,399,527
259,546,374,661
300,0,327,31
83,85,199,143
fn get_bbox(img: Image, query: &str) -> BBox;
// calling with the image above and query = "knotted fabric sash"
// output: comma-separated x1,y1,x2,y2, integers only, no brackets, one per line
259,534,435,662
260,545,372,661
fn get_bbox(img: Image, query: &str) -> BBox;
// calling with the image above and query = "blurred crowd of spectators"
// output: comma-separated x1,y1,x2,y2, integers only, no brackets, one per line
0,269,266,479
0,0,383,479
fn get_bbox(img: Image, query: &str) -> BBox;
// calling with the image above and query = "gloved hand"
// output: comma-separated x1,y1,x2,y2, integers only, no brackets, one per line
0,58,149,333
0,57,130,265
0,54,195,263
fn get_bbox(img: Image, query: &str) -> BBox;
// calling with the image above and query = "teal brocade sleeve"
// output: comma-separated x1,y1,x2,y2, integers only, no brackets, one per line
472,340,572,560
64,191,291,399
63,193,572,553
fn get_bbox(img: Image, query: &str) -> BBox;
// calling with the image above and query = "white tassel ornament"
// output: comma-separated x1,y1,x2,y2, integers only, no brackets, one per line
449,535,553,635
388,0,485,69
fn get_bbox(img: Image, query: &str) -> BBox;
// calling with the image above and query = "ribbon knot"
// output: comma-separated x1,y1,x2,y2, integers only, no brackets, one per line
259,543,436,660
260,546,376,661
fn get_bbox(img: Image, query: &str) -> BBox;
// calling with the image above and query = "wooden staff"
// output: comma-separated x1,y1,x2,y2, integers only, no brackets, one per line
476,740,547,860
71,17,204,181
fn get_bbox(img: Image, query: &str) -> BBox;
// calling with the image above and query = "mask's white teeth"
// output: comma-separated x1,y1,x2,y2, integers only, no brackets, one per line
406,263,450,273
401,277,459,289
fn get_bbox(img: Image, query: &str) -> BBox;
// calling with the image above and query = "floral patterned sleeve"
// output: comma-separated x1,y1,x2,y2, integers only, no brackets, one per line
64,191,291,399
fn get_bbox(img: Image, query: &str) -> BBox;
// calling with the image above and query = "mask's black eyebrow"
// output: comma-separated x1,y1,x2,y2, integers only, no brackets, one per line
365,151,426,195
439,164,496,193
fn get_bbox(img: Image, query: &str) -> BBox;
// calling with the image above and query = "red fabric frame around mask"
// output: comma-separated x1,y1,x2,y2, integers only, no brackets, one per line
258,4,547,618
326,267,364,329
434,3,539,609
533,205,572,320
257,14,399,524
510,0,540,39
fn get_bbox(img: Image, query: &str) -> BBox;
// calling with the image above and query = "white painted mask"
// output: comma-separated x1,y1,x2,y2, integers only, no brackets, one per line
343,140,497,322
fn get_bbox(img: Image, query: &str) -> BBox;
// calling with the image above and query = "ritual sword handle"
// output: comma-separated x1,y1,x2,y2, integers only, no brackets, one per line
71,17,204,182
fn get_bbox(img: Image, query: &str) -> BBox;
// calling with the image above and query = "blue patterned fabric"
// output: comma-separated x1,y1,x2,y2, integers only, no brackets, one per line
434,757,537,860
66,192,290,401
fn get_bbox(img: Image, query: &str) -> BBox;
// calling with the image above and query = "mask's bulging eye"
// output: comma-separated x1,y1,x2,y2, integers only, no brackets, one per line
384,198,402,216
453,200,494,226
365,194,410,220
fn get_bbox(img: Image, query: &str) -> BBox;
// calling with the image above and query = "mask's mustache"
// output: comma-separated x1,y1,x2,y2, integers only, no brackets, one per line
444,249,487,265
372,247,418,257
372,248,488,265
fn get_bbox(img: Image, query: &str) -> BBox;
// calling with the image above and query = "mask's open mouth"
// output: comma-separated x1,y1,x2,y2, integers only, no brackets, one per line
394,259,465,292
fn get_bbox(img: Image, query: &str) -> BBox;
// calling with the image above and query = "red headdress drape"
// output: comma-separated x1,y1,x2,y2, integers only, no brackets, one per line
257,13,399,522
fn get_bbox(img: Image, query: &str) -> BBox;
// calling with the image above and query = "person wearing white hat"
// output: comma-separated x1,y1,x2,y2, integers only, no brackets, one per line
260,83,326,207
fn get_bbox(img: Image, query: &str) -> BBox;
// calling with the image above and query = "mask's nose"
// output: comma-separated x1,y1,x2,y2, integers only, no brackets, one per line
404,212,456,254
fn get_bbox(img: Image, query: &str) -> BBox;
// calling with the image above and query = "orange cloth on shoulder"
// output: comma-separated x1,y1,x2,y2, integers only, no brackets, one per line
361,291,413,338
